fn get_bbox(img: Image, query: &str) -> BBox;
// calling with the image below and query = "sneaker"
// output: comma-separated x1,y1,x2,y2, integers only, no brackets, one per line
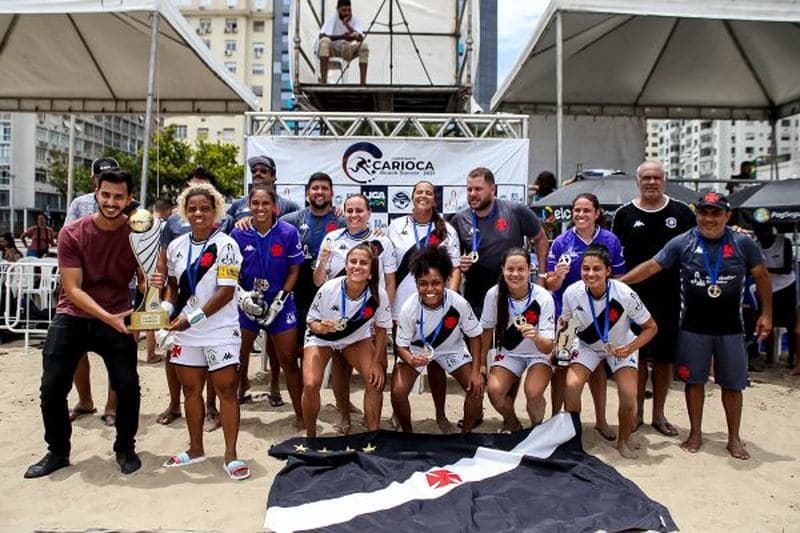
24,453,69,479
115,450,142,475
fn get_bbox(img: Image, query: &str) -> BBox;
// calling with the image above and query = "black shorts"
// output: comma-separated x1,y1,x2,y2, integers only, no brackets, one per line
772,284,798,329
635,305,679,364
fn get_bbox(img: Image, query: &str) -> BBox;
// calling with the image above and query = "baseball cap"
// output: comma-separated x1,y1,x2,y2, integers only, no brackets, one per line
695,191,731,211
247,155,276,172
92,157,119,176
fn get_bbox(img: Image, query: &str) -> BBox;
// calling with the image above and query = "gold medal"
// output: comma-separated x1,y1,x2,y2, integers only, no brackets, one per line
335,317,349,331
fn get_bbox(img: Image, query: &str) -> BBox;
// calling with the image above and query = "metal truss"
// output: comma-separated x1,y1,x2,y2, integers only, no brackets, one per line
246,112,528,140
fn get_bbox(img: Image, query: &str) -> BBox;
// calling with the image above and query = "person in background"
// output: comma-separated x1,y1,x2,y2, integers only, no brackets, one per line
726,160,755,195
21,212,56,258
229,156,300,224
530,171,557,203
317,0,369,85
1,232,22,262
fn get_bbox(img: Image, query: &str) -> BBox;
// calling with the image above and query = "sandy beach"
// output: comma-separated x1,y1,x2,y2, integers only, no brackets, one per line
1,339,798,532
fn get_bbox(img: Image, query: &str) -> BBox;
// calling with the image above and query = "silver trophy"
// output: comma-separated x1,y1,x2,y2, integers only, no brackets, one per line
128,209,169,330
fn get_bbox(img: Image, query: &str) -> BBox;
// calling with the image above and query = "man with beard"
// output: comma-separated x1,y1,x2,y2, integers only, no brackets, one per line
25,170,143,478
229,156,300,222
612,160,695,436
280,172,345,353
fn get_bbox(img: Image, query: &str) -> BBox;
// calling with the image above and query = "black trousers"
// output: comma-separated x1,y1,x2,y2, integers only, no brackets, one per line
40,313,140,457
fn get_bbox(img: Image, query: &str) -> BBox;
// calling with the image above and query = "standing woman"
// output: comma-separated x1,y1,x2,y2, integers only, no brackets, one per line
303,243,392,437
562,244,657,458
21,212,56,257
392,246,484,433
160,183,249,480
232,183,304,430
481,248,556,430
545,193,625,441
313,194,397,432
387,180,461,432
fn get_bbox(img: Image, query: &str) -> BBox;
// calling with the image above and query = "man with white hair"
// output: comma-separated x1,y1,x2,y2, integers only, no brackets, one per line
611,160,694,437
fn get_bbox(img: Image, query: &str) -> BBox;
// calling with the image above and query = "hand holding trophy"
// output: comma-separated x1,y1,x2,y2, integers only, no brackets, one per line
128,209,169,330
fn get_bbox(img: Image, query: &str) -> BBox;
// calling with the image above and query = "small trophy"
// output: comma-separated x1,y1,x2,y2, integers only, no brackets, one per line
128,209,169,330
554,316,580,367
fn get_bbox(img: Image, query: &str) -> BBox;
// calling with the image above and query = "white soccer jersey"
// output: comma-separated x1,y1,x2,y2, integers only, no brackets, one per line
387,215,461,318
560,279,651,351
480,284,556,358
166,230,242,347
396,288,481,356
315,229,397,291
305,277,392,348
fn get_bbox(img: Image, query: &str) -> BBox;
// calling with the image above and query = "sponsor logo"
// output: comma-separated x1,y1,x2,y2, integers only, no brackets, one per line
341,141,435,185
244,244,256,252
633,220,645,228
665,217,677,228
392,191,411,209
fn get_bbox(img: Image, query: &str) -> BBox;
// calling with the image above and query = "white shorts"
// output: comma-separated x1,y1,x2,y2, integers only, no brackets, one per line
400,349,473,375
170,342,241,372
303,330,372,352
571,344,638,374
490,352,552,378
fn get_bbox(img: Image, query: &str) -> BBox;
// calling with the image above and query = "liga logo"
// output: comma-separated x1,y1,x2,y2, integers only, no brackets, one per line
342,142,435,185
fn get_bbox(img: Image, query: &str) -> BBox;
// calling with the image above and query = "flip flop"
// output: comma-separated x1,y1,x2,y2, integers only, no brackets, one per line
156,410,182,425
224,459,250,481
100,413,116,426
162,452,207,468
267,392,285,407
68,406,97,422
651,420,679,437
238,392,252,405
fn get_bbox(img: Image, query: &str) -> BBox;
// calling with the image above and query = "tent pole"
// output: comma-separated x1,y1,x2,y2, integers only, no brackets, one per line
770,118,779,181
556,11,563,185
139,11,160,204
66,114,76,207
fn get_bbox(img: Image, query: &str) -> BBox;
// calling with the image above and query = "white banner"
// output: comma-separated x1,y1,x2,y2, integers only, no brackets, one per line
246,137,529,226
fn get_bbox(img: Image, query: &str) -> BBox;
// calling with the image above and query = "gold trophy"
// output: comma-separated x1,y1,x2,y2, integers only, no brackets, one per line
128,209,169,330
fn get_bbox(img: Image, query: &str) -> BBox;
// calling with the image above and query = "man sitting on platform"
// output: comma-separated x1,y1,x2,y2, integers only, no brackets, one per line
317,0,369,85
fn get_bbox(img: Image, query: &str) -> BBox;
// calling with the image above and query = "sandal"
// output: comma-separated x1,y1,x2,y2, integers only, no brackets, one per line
100,412,116,426
651,420,679,437
162,452,206,468
223,459,250,481
68,406,97,422
267,392,285,407
156,410,182,425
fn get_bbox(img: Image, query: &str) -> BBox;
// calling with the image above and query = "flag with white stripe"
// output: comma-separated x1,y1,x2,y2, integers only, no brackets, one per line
265,413,676,532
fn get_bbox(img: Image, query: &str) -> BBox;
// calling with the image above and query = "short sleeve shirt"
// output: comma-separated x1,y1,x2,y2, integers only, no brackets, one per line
231,220,303,297
315,229,397,289
654,227,764,335
387,215,461,318
228,194,300,221
396,289,482,356
166,231,242,346
480,284,556,358
561,279,651,350
546,228,626,314
450,199,543,311
56,217,139,318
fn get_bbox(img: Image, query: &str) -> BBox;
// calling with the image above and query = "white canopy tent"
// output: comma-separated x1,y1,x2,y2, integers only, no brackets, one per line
491,0,800,182
0,0,259,200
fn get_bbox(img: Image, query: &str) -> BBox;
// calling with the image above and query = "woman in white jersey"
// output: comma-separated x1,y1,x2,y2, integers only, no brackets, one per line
313,194,396,433
303,243,392,438
561,244,657,459
159,183,249,480
387,180,461,432
392,246,484,433
481,247,556,431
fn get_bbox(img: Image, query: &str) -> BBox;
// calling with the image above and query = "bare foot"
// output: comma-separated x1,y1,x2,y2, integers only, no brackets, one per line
334,415,352,435
437,416,455,434
390,413,400,430
617,442,639,459
633,416,644,432
203,411,221,432
502,418,523,432
727,439,750,460
293,417,306,432
595,424,616,441
156,409,181,425
680,434,702,453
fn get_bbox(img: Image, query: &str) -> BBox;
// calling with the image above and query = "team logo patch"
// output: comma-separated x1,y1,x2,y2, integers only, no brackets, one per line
677,365,690,380
171,345,182,359
426,469,462,489
271,243,284,256
665,217,677,228
199,252,214,268
444,316,458,329
722,244,734,258
325,222,338,232
494,353,505,362
495,218,508,231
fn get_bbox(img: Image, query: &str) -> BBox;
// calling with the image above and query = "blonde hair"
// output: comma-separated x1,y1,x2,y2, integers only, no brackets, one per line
177,183,226,223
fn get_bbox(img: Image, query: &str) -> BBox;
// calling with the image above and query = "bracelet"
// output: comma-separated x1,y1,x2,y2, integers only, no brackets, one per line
187,308,207,327
160,301,175,317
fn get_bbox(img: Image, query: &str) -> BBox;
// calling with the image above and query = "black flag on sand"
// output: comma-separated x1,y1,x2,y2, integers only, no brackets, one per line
265,413,677,532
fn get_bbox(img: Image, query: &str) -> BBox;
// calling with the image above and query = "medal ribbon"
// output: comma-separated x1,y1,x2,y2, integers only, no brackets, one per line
411,217,433,251
186,236,210,298
304,210,335,259
419,293,447,347
340,279,369,322
470,202,498,254
587,282,611,344
253,226,275,292
698,234,724,287
507,283,534,324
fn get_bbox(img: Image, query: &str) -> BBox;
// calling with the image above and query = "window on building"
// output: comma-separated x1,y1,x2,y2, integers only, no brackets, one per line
253,20,265,32
745,146,754,155
0,122,10,142
225,40,237,56
174,125,188,139
225,61,237,74
744,132,755,141
0,145,10,163
225,18,238,33
222,128,235,141
198,18,212,35
253,42,265,58
252,63,265,76
35,147,47,162
35,169,47,183
781,119,791,127
203,39,211,49
254,0,266,10
197,128,209,141
252,85,264,97
35,192,63,211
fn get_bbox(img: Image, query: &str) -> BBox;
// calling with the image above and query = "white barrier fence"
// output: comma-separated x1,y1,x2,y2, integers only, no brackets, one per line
1,258,59,350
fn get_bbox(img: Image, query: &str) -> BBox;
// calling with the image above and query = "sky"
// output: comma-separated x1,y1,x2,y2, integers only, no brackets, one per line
496,1,549,86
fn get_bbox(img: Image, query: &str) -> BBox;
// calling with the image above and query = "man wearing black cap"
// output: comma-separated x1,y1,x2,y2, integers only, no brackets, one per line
229,155,300,223
621,191,772,460
317,0,369,85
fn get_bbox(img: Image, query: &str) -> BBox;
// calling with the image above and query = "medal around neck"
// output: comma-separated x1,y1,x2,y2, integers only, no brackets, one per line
707,284,721,298
334,317,349,331
128,209,169,330
513,315,528,330
422,343,435,360
557,254,572,267
468,250,480,262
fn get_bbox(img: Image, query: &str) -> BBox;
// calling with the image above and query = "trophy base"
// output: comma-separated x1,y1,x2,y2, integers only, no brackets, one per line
130,309,170,331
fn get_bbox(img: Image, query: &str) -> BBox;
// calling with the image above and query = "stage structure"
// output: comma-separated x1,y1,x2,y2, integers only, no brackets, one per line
289,0,478,113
